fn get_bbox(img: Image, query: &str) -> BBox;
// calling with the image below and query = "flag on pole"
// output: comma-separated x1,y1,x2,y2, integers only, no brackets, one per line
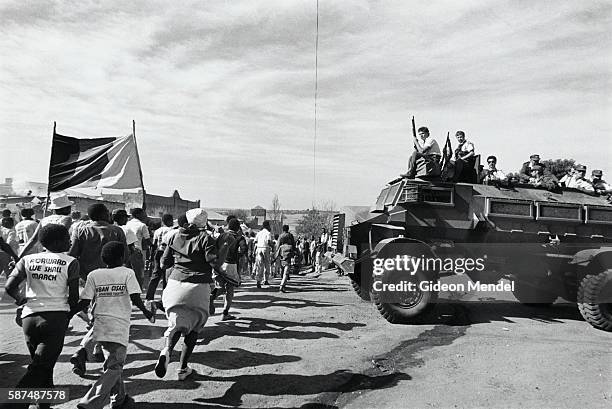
440,133,453,176
48,133,143,192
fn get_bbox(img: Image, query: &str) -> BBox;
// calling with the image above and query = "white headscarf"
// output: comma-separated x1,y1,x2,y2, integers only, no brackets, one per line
186,208,208,228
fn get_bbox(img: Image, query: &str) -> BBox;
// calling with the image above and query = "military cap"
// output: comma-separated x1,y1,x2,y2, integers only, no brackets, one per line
592,169,603,177
575,164,587,172
530,154,540,160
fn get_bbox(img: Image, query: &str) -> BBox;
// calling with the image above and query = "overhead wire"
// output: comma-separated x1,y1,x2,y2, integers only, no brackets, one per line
313,0,319,204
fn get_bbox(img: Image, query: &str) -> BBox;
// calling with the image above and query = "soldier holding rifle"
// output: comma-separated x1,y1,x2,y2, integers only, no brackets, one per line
402,120,441,178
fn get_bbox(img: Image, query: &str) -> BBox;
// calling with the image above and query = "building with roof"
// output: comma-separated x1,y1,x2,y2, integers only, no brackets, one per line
203,209,226,226
102,189,200,219
251,205,266,218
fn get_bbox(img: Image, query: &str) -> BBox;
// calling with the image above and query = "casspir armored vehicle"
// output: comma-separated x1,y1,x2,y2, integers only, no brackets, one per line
333,177,612,331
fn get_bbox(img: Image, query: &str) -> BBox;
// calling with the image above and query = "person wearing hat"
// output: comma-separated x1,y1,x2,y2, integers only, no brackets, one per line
155,208,217,381
590,170,612,195
566,165,594,192
17,193,74,259
519,154,547,182
41,193,74,229
528,164,545,187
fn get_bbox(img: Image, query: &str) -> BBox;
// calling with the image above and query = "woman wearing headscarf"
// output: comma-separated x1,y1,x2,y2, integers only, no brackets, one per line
154,209,217,381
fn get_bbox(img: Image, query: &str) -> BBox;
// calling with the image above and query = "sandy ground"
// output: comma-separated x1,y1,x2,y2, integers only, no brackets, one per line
0,269,610,409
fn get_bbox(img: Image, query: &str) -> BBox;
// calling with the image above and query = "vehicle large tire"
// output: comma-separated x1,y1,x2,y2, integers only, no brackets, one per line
512,277,558,306
350,277,365,298
577,269,612,331
371,267,438,324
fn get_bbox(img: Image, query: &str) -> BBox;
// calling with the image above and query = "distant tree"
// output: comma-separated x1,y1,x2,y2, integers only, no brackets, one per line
231,208,249,222
295,200,337,241
541,158,577,180
296,208,326,240
319,200,337,234
269,194,282,235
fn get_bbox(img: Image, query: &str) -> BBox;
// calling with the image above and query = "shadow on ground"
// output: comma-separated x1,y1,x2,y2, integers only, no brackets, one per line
229,294,341,310
402,301,585,326
191,369,411,407
197,317,366,345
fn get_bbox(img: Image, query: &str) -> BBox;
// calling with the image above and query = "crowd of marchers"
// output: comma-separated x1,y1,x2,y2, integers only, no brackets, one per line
0,198,331,409
402,127,612,197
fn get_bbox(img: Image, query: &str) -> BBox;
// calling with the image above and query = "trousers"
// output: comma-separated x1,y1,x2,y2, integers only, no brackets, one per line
78,342,127,409
254,248,271,282
17,311,69,389
146,249,167,300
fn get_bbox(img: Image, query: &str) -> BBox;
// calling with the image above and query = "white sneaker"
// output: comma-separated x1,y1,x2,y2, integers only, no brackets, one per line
177,366,193,381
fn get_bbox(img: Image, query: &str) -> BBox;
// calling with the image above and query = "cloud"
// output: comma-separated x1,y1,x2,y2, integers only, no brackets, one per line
0,0,610,208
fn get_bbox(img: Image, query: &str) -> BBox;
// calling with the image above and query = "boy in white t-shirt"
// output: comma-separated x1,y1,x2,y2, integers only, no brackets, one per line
74,241,152,409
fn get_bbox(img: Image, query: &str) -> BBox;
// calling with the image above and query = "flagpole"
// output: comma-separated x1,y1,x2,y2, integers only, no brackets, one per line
132,120,147,211
43,122,57,218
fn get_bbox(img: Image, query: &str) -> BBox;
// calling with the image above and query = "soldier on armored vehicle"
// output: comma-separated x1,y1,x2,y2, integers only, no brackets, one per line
591,170,612,196
332,123,612,332
402,126,441,179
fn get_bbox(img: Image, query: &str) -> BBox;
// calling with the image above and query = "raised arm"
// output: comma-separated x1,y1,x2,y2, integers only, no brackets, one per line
5,259,27,305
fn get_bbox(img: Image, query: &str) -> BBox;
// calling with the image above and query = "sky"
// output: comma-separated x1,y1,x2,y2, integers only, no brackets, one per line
1,0,611,209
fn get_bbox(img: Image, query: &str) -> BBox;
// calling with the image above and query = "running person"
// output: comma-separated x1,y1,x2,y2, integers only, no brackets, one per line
4,224,79,403
74,241,152,409
155,209,217,381
211,218,247,320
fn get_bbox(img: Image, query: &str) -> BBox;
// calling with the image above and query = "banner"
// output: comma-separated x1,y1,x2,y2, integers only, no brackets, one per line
48,133,142,192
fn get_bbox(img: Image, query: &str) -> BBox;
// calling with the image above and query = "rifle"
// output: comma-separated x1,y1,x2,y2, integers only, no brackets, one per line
411,116,417,149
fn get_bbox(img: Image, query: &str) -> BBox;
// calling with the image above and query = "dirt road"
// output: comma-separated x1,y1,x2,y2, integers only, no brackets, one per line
1,270,610,408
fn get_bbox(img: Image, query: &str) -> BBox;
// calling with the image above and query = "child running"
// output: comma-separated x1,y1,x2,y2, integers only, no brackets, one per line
74,241,152,409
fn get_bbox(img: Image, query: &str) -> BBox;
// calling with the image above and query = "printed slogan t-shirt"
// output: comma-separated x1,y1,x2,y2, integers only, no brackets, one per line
10,252,80,318
81,266,141,346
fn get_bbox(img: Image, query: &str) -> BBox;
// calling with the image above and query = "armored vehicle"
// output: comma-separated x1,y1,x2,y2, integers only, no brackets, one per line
333,177,612,331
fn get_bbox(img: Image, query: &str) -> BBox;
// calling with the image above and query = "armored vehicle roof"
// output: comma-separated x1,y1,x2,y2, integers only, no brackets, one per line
470,183,610,207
